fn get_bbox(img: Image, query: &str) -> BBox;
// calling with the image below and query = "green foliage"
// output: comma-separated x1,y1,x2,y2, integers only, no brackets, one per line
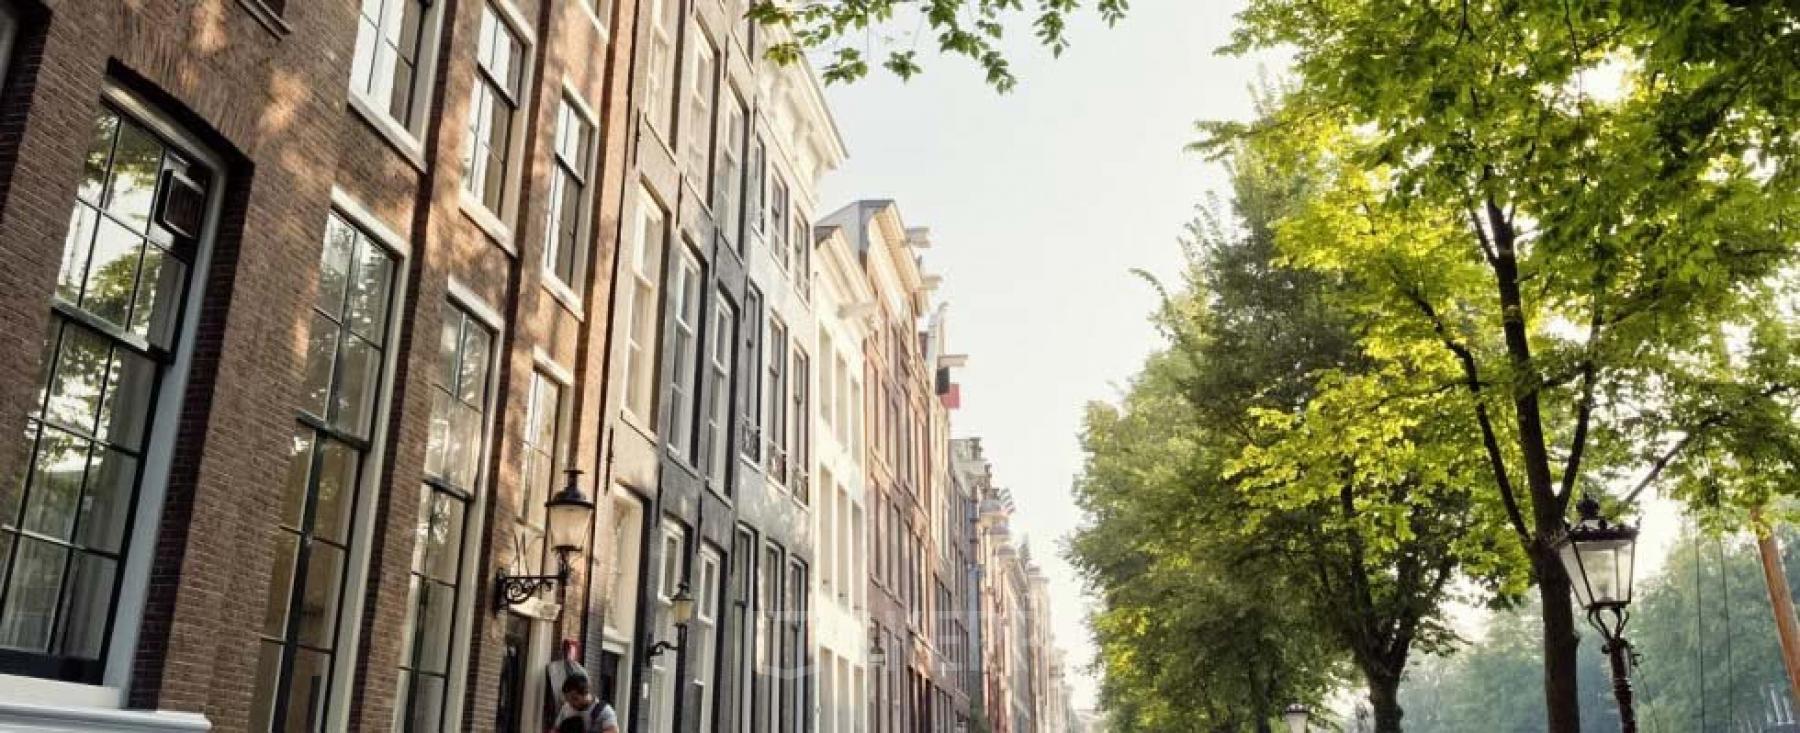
747,0,1130,90
1072,135,1524,731
1397,602,1621,733
1206,3,1799,726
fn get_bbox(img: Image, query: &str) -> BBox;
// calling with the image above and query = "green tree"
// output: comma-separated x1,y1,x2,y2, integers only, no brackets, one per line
745,0,1129,91
1205,2,1800,729
1397,602,1618,733
1073,136,1520,731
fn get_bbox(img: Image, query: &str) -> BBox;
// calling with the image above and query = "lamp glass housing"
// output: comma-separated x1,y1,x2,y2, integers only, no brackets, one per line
1556,499,1638,611
671,585,696,624
545,483,595,554
1283,704,1309,733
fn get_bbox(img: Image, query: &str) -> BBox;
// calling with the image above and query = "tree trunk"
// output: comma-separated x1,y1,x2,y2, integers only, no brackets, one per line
1535,548,1585,733
1752,506,1800,709
1255,717,1273,733
1366,673,1404,733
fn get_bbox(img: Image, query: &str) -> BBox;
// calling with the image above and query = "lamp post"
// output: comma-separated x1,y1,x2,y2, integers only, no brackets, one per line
496,468,596,610
1554,494,1640,732
1282,703,1310,733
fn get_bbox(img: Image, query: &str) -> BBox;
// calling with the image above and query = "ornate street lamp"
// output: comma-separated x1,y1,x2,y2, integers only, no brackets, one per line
496,468,596,610
1282,703,1310,733
646,583,695,657
1554,494,1640,732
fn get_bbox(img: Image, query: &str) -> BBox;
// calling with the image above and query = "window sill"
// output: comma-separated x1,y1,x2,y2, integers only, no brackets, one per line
0,676,209,731
348,94,428,172
459,192,517,254
620,410,657,443
541,271,585,318
236,0,291,37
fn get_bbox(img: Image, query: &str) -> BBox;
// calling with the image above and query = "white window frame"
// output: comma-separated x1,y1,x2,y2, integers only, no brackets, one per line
392,278,505,733
0,82,229,711
649,520,686,733
518,357,573,574
713,90,747,249
642,0,678,141
683,23,718,187
346,0,448,167
541,86,600,312
620,189,668,429
459,0,538,248
704,296,736,484
315,190,413,731
695,546,723,733
664,246,703,461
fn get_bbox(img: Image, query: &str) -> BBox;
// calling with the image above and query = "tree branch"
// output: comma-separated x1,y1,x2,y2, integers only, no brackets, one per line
1621,384,1792,505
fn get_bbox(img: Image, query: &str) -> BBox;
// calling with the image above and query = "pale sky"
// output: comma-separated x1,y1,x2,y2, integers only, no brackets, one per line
815,0,1281,712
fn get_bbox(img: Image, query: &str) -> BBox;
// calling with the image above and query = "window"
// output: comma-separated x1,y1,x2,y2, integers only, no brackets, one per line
462,4,527,215
834,356,850,446
758,544,782,733
395,302,495,731
817,470,834,595
768,177,790,270
835,486,850,601
649,522,686,733
782,561,808,733
713,93,747,250
818,333,835,442
704,296,737,485
765,319,788,483
850,378,863,461
730,528,756,733
790,349,810,503
253,213,399,731
518,369,569,569
684,26,717,184
746,138,766,238
791,212,810,299
349,0,442,139
850,503,864,610
644,0,678,137
622,192,668,423
740,289,764,462
665,248,703,460
695,546,723,733
1,105,212,683
543,98,596,292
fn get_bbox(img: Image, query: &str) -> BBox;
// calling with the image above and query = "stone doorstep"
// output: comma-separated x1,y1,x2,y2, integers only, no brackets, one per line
0,700,210,732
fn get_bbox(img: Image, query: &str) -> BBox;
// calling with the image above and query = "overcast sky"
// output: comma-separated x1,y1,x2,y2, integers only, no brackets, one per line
815,0,1281,711
813,0,1689,715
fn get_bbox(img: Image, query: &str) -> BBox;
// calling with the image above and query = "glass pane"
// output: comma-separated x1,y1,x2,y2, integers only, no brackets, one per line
280,430,317,529
55,552,115,659
78,113,119,204
449,404,482,490
420,494,465,583
312,439,359,545
104,120,164,230
58,207,99,304
129,246,187,350
278,646,332,732
424,390,451,480
96,347,155,449
262,531,300,637
296,542,345,649
394,576,421,661
457,322,490,406
76,447,137,554
436,308,461,388
334,335,382,439
44,324,111,432
20,428,88,541
300,313,340,420
406,672,448,731
317,216,356,318
413,581,456,674
250,641,285,730
0,536,69,652
345,241,393,343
